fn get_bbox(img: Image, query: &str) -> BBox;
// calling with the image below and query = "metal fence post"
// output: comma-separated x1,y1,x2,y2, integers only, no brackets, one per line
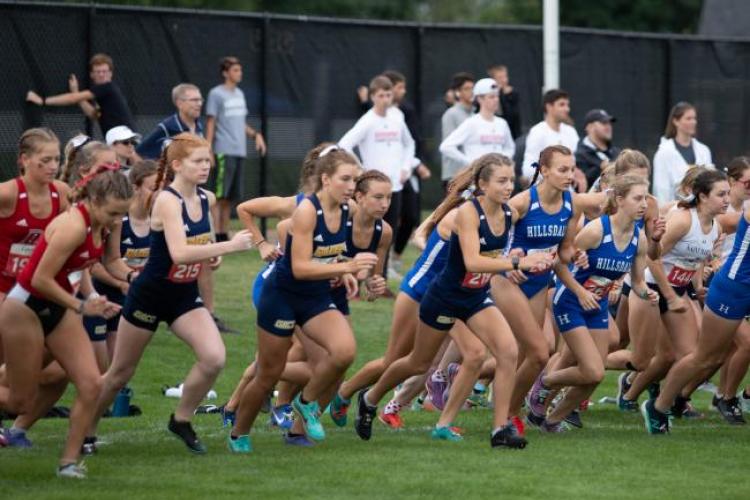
259,13,270,236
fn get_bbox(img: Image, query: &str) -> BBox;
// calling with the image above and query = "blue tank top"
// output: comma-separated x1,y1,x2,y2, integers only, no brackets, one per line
719,211,750,285
344,218,383,257
512,186,573,255
141,186,211,284
120,215,151,270
436,198,512,295
274,193,349,295
402,227,450,289
255,193,308,281
557,215,639,301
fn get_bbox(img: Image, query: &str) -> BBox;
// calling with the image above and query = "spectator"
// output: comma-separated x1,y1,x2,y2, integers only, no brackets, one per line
105,125,141,174
439,78,515,171
339,75,415,282
575,109,620,189
522,89,583,190
136,83,204,160
488,64,521,139
652,101,713,203
440,72,475,188
381,70,431,274
26,53,134,135
205,56,267,243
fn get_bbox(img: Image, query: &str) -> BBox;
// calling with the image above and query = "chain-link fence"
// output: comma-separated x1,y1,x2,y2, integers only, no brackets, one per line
2,1,750,207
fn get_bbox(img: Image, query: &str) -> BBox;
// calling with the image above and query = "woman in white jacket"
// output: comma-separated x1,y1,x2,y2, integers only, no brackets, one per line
652,102,712,203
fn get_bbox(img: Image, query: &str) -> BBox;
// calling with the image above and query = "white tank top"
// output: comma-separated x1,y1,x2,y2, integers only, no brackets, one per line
721,204,738,262
646,207,719,288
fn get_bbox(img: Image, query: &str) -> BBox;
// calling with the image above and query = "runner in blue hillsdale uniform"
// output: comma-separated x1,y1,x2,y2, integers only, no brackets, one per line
354,153,554,448
527,174,659,432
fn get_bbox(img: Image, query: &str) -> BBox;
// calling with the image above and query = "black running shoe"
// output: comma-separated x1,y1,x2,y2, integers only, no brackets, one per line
671,396,703,419
354,390,376,441
491,424,528,449
647,382,661,400
711,394,721,410
564,409,583,429
81,436,97,456
717,397,746,425
168,414,206,454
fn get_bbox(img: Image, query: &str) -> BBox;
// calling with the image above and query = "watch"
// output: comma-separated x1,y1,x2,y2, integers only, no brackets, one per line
511,255,520,271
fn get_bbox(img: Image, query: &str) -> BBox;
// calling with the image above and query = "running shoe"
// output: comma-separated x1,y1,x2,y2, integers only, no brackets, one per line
617,372,636,411
354,390,377,441
81,436,97,456
711,394,721,411
270,404,294,430
227,434,252,454
168,414,206,454
466,391,492,409
717,397,746,425
671,396,703,419
425,371,448,410
641,400,670,435
540,419,569,433
379,412,404,429
525,372,550,423
56,462,87,479
4,429,32,448
292,395,325,441
443,363,461,404
510,415,526,437
431,425,463,442
284,433,315,447
564,410,583,429
647,382,661,400
490,424,528,449
741,391,750,413
329,392,350,427
0,431,7,448
220,405,236,427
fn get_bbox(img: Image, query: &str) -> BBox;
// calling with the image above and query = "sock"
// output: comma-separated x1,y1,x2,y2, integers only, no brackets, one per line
363,391,376,409
383,400,402,415
216,232,228,242
432,370,446,383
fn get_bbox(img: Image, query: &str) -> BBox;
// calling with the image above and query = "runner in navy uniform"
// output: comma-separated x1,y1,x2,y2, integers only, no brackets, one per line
92,134,253,454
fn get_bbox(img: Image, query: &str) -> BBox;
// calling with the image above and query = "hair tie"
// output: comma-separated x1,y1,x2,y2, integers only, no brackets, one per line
319,145,340,158
531,161,541,170
74,162,121,189
677,192,695,203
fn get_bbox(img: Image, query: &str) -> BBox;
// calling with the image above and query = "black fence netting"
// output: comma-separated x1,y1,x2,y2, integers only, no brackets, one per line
2,2,750,208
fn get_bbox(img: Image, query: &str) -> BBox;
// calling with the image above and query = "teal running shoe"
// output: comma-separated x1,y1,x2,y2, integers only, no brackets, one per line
329,392,351,427
293,395,325,441
641,399,670,435
431,425,463,442
227,434,252,454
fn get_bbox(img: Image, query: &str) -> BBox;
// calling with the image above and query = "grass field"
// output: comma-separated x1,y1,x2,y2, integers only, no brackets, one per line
2,248,749,500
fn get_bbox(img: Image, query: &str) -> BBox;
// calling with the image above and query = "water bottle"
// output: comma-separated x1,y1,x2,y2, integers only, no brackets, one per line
112,387,133,417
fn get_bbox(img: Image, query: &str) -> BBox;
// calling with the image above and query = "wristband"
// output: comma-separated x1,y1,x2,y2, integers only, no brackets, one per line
636,288,650,300
511,255,520,271
254,238,266,247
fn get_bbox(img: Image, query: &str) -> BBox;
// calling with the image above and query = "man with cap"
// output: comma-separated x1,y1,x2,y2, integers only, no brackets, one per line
575,109,620,188
136,83,205,160
106,125,141,174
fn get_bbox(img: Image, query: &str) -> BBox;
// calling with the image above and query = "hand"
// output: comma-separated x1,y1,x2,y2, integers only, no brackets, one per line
102,300,123,319
666,295,687,313
506,269,528,284
608,281,622,304
255,133,267,157
576,288,600,311
521,252,554,274
230,230,254,252
26,90,43,106
573,249,589,269
357,85,369,104
347,252,378,274
502,84,513,94
68,74,79,92
649,216,666,242
209,256,222,270
257,240,281,262
365,274,386,300
343,273,359,299
416,164,431,180
329,276,343,288
634,286,660,306
118,281,130,296
693,286,707,302
81,295,109,317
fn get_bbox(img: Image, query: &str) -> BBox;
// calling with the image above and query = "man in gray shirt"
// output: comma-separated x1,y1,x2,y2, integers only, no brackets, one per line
206,56,267,242
441,72,475,189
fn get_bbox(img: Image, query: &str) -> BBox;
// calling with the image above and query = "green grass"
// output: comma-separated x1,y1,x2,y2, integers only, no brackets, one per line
2,248,749,499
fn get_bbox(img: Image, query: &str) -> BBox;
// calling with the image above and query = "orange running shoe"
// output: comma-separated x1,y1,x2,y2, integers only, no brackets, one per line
379,412,404,429
511,415,526,437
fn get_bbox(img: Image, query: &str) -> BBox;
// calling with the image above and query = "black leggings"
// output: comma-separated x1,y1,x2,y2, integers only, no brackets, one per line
394,181,420,255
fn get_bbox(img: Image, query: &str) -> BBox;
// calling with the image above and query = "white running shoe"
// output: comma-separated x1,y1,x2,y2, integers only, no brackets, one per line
57,462,87,479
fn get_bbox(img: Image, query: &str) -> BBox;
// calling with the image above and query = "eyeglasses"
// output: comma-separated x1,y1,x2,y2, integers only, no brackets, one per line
181,98,204,104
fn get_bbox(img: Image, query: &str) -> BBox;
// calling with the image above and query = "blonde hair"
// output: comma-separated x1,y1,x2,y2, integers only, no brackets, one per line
604,174,650,215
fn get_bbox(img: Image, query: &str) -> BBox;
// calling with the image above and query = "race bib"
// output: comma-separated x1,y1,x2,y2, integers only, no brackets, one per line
527,245,557,256
667,264,695,288
68,270,83,295
167,262,202,283
124,257,148,271
4,243,35,277
582,275,614,300
462,272,493,289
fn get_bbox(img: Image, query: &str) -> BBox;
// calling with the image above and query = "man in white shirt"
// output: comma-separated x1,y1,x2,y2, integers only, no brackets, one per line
339,75,415,281
522,89,584,189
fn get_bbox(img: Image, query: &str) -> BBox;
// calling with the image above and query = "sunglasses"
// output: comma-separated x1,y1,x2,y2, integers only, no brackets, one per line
115,139,138,146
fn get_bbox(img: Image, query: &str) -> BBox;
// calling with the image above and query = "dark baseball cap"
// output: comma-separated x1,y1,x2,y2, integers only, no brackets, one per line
584,109,616,125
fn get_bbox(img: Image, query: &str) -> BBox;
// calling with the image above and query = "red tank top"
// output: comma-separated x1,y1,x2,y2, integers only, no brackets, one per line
0,178,61,293
17,203,104,298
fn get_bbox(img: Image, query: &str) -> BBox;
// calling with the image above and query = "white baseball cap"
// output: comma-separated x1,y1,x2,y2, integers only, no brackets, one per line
472,78,499,98
105,125,142,145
